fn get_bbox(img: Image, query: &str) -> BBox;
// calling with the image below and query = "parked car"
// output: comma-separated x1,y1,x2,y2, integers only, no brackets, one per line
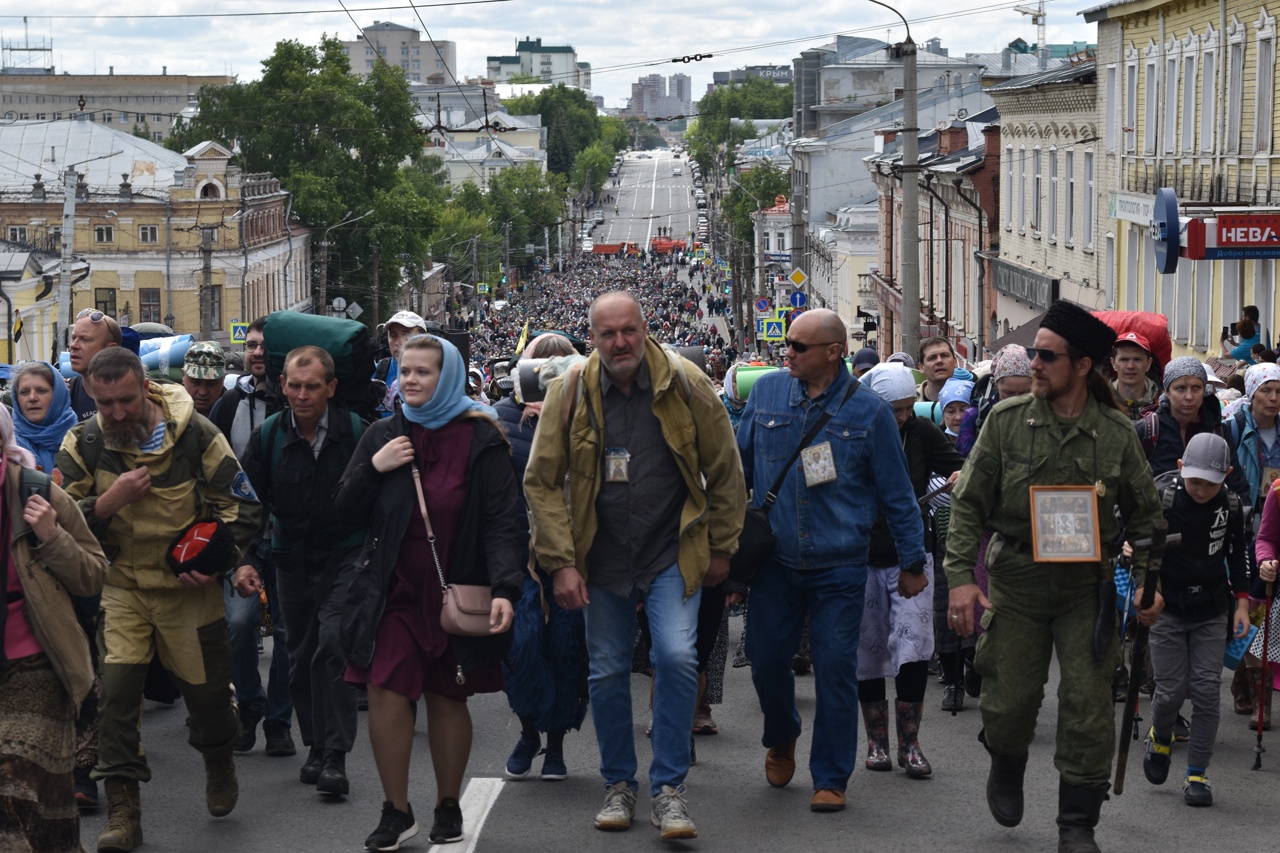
673,166,683,176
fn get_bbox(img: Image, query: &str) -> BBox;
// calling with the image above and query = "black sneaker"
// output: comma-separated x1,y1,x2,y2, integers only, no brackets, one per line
1183,773,1213,807
366,801,419,851
264,721,296,757
73,765,99,811
1143,729,1171,785
1173,714,1191,743
235,706,264,753
429,797,464,844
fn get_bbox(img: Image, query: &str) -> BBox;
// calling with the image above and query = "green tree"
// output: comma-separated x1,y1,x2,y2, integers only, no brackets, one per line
486,163,568,251
686,77,792,172
599,116,629,153
723,161,790,280
571,142,613,195
131,121,152,140
505,84,600,170
546,109,576,176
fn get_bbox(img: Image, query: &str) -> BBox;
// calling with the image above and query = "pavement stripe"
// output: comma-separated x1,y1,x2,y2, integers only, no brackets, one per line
428,777,504,853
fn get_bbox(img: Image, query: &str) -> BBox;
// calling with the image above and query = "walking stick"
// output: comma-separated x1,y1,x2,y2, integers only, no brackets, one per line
1114,520,1173,796
1255,581,1274,771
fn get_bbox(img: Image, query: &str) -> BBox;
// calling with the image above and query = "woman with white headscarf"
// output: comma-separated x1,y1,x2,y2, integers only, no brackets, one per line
856,364,965,778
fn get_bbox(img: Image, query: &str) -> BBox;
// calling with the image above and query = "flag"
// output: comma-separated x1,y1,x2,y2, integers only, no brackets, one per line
11,310,21,343
515,319,530,355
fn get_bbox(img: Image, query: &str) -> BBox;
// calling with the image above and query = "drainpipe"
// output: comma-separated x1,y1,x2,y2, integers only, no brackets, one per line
164,197,173,322
953,177,987,359
0,277,13,363
240,193,249,323
921,174,952,334
282,192,294,317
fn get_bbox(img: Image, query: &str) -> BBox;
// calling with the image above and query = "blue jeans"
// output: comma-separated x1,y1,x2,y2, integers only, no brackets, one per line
225,546,292,727
585,563,700,796
746,558,868,791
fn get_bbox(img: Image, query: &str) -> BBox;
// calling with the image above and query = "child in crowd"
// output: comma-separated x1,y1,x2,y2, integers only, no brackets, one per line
937,377,974,442
1143,433,1251,807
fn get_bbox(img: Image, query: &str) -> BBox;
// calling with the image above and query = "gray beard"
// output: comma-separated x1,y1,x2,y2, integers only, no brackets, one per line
101,417,153,450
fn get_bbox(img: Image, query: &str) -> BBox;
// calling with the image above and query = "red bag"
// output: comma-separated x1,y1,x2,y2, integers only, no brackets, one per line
1093,310,1174,369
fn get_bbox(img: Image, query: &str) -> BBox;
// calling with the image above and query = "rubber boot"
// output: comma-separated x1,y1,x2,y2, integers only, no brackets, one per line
860,699,892,771
204,746,239,817
980,729,1027,828
1056,779,1107,853
1250,668,1273,731
97,778,143,853
1231,663,1253,715
894,699,932,777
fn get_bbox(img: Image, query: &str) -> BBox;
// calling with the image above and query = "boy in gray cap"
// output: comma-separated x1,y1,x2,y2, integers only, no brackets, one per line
184,342,227,418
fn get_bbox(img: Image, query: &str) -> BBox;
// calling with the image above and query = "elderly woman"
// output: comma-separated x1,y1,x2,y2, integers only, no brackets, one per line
857,364,964,777
10,363,79,475
955,346,1033,457
0,404,109,852
336,334,521,851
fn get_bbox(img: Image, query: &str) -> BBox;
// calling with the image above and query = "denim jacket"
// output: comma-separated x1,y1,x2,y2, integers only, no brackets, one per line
736,368,926,570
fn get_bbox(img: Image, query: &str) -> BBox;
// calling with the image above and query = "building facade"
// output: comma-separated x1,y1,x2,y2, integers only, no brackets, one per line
342,22,456,84
486,38,590,90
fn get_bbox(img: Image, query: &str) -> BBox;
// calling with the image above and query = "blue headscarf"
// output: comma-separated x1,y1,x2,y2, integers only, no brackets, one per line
399,335,495,429
11,363,79,474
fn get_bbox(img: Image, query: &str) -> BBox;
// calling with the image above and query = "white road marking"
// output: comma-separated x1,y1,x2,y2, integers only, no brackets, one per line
428,777,504,853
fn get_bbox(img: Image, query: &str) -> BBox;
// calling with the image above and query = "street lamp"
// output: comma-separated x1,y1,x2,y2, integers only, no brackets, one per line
866,0,920,361
316,209,374,316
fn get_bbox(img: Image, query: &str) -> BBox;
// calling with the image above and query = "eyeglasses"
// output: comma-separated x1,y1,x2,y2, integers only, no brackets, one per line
77,309,105,323
244,341,265,352
1025,347,1071,364
785,339,842,354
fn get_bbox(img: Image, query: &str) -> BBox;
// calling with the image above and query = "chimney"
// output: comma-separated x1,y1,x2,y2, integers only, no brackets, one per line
32,173,45,201
1002,49,1011,73
109,66,114,75
119,173,133,202
938,124,969,155
75,174,89,202
162,66,168,75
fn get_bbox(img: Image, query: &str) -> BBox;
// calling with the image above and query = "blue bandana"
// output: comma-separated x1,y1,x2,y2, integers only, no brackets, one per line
12,364,79,474
399,335,495,429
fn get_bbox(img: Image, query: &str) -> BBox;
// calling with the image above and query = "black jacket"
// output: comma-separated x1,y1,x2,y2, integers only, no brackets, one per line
1158,474,1249,621
1136,396,1251,504
493,397,535,547
868,416,965,568
334,413,523,674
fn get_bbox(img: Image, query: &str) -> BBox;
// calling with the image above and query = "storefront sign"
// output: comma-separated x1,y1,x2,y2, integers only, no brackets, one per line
1109,192,1155,225
1217,215,1280,248
992,258,1059,310
764,251,792,263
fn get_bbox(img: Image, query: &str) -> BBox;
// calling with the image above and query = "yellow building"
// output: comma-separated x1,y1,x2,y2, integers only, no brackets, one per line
1087,0,1280,355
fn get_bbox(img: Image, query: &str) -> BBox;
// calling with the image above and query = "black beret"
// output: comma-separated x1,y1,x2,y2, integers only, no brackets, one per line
1039,300,1116,366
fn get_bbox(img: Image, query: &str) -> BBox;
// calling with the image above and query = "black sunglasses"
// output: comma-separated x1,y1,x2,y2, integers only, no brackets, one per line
1025,346,1071,364
785,338,842,353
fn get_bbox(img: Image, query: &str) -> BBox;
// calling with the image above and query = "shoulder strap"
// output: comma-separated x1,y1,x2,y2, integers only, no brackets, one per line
348,411,363,440
1230,409,1247,449
261,412,284,474
19,468,52,502
663,348,693,403
1139,410,1159,459
560,362,586,437
761,380,859,509
78,418,103,473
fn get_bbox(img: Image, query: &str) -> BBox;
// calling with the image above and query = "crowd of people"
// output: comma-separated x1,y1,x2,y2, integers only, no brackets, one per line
1,278,1278,853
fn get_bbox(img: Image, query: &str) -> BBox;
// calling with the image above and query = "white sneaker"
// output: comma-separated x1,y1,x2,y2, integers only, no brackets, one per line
593,781,636,831
650,784,697,840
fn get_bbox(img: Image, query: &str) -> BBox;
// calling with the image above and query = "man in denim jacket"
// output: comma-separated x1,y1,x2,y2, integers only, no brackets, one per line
736,309,925,813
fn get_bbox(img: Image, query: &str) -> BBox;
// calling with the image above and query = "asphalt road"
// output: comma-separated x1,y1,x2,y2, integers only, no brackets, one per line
80,615,1275,852
594,150,702,251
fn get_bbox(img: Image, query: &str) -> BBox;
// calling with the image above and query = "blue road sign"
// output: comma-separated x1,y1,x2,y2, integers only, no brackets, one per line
755,297,771,312
762,320,785,341
790,291,807,308
230,322,248,345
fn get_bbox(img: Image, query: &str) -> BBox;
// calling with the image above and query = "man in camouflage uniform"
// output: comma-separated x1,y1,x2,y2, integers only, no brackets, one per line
944,301,1164,853
182,341,227,418
56,348,260,852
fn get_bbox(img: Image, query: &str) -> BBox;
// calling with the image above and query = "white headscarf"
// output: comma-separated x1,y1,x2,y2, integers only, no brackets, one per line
861,363,918,404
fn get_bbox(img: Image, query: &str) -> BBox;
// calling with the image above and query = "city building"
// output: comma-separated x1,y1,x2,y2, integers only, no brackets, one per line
409,80,501,130
0,121,309,359
625,73,693,118
437,136,546,190
341,22,456,84
713,66,794,87
486,38,591,91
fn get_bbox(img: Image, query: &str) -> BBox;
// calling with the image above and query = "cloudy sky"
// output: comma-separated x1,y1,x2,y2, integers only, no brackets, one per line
5,1,1096,106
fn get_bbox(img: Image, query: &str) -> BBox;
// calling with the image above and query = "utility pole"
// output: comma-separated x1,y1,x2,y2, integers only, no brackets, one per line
471,234,479,324
317,239,329,316
371,242,381,325
900,35,921,361
504,221,511,287
199,225,215,341
55,166,77,357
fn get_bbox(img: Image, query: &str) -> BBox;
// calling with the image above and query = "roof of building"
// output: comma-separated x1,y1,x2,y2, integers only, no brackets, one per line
0,120,188,194
986,60,1096,93
487,55,521,64
361,21,418,33
515,39,576,54
965,51,1069,78
442,136,542,163
1079,0,1141,22
455,112,542,131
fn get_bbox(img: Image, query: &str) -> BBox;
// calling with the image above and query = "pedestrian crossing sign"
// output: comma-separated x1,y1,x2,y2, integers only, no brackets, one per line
762,319,786,341
230,322,248,345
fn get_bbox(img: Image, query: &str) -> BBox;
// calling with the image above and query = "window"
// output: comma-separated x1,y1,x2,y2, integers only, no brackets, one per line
366,61,374,70
436,60,444,69
378,47,386,56
1258,26,1276,153
1125,63,1138,152
763,232,770,251
1005,145,1014,227
401,61,409,70
1142,235,1155,312
210,285,223,331
1126,226,1140,311
94,288,117,317
1193,260,1213,349
1018,146,1027,231
153,132,162,142
7,225,27,242
1144,61,1158,154
103,111,113,123
1202,50,1217,151
1256,260,1275,345
1048,148,1058,241
1106,233,1117,308
777,233,786,251
1032,148,1042,234
1223,259,1242,321
412,60,420,69
1065,150,1076,244
1163,56,1178,152
1182,53,1197,152
94,225,114,243
413,48,420,56
140,288,161,324
138,225,158,243
401,47,409,56
1175,260,1193,342
1083,152,1095,249
1227,39,1245,154
365,48,373,56
1106,66,1117,150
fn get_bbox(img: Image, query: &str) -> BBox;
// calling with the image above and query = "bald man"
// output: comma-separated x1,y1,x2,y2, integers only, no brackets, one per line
68,309,124,420
735,309,925,813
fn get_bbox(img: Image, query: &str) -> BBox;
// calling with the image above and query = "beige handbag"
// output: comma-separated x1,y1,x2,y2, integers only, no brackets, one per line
411,462,493,637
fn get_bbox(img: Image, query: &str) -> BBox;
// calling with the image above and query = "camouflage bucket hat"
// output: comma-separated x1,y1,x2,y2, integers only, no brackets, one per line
184,341,226,380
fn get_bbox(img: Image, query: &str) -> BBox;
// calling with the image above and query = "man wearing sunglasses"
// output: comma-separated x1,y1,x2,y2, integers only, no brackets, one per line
735,308,925,814
68,309,124,421
943,300,1164,853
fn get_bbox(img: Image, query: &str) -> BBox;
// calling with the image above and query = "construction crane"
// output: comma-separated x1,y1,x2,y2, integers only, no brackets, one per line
1015,0,1047,64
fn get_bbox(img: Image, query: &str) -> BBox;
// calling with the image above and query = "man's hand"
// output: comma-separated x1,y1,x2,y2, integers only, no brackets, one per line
232,565,262,598
1135,588,1166,627
490,598,515,634
97,467,152,518
22,493,58,543
178,568,219,588
704,555,730,588
947,583,992,638
552,566,589,610
898,569,929,599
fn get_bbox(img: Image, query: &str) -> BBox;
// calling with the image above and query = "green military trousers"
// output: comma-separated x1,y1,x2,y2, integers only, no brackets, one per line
975,555,1119,787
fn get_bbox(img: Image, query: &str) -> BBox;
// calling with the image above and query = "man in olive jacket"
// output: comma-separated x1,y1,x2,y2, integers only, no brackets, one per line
523,291,745,842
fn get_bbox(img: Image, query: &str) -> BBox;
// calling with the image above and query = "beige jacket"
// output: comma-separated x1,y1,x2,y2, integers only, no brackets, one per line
6,460,109,705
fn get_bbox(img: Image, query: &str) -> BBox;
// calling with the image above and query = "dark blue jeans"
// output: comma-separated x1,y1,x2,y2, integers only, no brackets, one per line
746,558,868,792
225,545,292,727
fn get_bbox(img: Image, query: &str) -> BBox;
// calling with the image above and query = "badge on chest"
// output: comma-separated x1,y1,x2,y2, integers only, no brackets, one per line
800,441,837,487
605,447,631,483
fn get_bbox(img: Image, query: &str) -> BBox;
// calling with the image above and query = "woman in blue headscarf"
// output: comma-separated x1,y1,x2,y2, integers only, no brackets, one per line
11,363,79,474
335,334,522,851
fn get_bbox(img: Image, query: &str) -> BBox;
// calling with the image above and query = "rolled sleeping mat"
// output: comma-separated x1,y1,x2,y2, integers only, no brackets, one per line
733,361,862,401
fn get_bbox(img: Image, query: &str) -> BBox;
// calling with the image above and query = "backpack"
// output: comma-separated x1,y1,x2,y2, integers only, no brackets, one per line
18,468,51,503
1155,468,1243,528
560,347,694,435
262,312,379,423
1138,409,1160,460
1226,408,1250,451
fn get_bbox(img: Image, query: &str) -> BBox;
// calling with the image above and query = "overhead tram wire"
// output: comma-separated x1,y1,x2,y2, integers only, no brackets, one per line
12,0,512,19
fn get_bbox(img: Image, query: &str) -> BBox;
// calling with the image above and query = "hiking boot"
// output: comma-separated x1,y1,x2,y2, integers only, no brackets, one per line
861,699,892,771
316,750,350,796
593,781,636,831
1143,728,1172,785
429,797,463,844
204,748,239,817
765,738,797,787
74,765,100,812
981,731,1027,828
97,778,142,853
1232,664,1254,715
650,784,697,840
1183,773,1213,807
263,720,296,757
541,750,567,781
235,704,263,753
300,746,324,784
810,789,846,812
895,700,932,778
941,684,965,713
1056,780,1106,853
504,733,540,780
365,801,419,851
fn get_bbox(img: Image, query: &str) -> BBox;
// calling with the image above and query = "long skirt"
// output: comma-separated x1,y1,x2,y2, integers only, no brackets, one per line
0,654,81,853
